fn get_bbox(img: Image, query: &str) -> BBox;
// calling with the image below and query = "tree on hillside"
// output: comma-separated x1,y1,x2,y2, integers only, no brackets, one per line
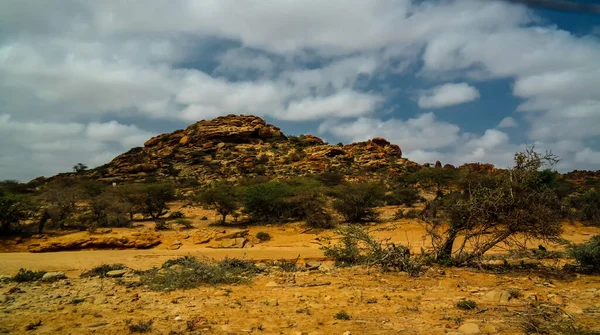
198,181,240,224
424,148,562,264
73,163,88,174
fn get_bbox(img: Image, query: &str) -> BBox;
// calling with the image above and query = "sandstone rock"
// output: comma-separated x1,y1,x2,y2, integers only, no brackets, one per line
500,290,511,303
548,294,563,305
42,272,66,282
214,229,249,241
564,304,584,315
106,270,127,278
458,323,480,334
483,290,504,302
265,281,279,287
305,261,322,270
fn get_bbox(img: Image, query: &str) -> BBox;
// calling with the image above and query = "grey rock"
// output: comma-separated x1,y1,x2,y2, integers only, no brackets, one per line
42,272,66,282
305,261,322,270
106,270,127,278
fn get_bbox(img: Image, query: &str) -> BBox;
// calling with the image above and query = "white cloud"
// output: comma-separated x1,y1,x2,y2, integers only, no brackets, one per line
1,0,600,180
0,115,154,180
418,82,480,108
320,113,461,152
498,117,518,128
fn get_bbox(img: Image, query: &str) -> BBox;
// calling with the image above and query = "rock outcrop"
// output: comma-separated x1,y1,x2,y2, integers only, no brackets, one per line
84,114,416,183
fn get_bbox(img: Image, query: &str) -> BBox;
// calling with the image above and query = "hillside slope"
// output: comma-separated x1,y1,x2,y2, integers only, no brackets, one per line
84,114,418,183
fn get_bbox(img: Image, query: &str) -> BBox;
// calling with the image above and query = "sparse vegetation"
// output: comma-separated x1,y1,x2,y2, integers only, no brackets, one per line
12,268,46,282
81,264,127,278
137,256,258,291
322,225,422,276
127,319,153,333
334,311,351,320
568,235,600,273
456,300,477,310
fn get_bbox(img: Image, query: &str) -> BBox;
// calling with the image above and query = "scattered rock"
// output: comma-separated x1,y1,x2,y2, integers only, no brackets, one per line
500,291,511,303
548,294,563,305
106,270,127,278
305,261,321,270
458,322,480,334
175,316,183,321
88,322,109,328
483,290,504,302
564,304,584,315
42,272,66,282
265,281,279,287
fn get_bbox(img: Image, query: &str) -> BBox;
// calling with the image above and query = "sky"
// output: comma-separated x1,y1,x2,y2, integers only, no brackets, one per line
1,0,600,182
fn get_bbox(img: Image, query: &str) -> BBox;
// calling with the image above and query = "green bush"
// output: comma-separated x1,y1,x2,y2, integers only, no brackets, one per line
568,235,600,273
256,231,271,241
12,268,46,282
386,187,421,207
243,182,291,223
456,300,477,310
334,311,351,320
0,189,33,235
138,256,258,291
569,190,600,226
332,182,385,223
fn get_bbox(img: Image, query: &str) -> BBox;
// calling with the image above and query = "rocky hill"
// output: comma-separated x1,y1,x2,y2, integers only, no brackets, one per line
85,115,418,184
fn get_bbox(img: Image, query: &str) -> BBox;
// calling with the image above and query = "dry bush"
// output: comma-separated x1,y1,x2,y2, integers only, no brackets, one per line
424,148,562,265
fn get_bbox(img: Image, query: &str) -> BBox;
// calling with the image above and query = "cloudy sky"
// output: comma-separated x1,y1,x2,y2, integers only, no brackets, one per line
1,0,599,181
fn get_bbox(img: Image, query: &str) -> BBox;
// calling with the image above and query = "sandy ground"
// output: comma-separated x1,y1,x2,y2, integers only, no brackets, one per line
1,205,599,334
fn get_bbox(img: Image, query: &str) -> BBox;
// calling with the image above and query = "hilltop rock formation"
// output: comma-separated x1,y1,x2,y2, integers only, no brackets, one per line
85,114,417,183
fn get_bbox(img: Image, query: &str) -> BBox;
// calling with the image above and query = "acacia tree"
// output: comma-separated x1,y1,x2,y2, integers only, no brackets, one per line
424,148,562,264
0,190,32,235
198,181,239,224
141,183,176,219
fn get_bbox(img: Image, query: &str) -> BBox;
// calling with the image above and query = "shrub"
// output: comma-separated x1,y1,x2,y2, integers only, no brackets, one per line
322,225,421,276
386,187,421,207
334,311,351,320
12,268,46,282
81,264,127,278
154,220,171,231
456,300,477,310
168,211,184,219
175,218,193,229
0,190,32,235
127,320,153,333
569,190,600,226
268,256,300,272
332,182,385,223
315,171,345,187
568,235,600,273
256,232,271,241
138,256,258,291
87,191,130,228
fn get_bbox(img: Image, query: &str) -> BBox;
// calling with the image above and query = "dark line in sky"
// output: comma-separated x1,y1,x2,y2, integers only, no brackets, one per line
499,0,600,13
